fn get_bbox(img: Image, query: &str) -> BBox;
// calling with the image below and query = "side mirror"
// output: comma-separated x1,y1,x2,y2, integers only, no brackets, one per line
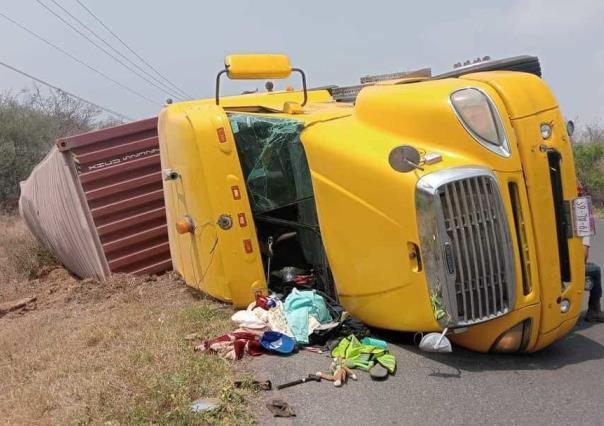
225,54,292,79
389,145,424,173
216,54,307,106
419,329,452,353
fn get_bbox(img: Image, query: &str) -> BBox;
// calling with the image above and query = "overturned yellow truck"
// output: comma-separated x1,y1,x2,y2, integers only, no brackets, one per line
159,54,594,353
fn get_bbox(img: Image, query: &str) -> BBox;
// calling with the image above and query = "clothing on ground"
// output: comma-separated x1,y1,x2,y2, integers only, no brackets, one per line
195,332,264,360
331,334,396,374
284,288,332,344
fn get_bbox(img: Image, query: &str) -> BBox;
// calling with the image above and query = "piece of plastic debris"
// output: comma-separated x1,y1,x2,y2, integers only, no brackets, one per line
190,398,220,413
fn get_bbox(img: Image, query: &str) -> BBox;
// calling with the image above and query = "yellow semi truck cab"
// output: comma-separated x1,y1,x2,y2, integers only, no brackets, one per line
159,54,594,353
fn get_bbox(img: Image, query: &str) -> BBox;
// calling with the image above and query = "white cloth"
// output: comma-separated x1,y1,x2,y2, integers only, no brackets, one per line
231,310,267,329
267,302,294,337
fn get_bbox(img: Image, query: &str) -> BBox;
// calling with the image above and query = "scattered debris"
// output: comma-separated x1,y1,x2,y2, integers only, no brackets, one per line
184,333,200,341
266,399,296,418
0,296,36,316
259,331,295,354
195,332,264,360
317,357,358,387
301,346,324,354
418,328,452,353
234,379,272,391
190,397,220,413
277,373,321,390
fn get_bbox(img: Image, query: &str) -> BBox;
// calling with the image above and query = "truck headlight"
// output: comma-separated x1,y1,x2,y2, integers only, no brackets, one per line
490,319,532,353
450,87,511,157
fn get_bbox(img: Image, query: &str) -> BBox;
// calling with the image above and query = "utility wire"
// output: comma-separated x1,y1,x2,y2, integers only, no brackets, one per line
48,0,190,100
0,11,161,106
0,60,133,121
35,0,179,100
75,0,193,99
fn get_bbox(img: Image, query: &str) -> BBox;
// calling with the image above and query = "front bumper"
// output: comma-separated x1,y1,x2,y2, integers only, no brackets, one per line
449,302,580,353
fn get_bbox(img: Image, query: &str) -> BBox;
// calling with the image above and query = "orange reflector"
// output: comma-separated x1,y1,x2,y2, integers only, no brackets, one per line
231,185,241,200
175,217,194,234
238,212,247,227
217,127,227,143
243,239,253,253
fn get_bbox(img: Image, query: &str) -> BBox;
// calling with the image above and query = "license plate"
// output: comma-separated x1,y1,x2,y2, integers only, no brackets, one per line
571,196,595,237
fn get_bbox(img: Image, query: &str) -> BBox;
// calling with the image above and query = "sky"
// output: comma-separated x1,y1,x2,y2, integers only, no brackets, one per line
1,0,603,124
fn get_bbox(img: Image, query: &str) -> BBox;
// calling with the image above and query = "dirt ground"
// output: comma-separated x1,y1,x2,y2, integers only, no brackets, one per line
0,218,257,425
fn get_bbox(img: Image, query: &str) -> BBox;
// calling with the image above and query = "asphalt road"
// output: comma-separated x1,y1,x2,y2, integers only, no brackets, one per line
252,220,604,425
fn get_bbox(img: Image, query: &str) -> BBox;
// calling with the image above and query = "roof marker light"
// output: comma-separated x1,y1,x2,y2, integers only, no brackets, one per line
217,127,227,143
231,185,241,200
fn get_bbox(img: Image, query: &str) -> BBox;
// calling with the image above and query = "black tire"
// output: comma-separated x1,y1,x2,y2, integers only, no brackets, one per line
433,55,542,80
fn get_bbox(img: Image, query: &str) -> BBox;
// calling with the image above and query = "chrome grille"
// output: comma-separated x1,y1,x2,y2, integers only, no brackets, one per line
439,176,512,324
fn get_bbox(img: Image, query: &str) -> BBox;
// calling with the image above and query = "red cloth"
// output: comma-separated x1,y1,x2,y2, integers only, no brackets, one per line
196,331,264,360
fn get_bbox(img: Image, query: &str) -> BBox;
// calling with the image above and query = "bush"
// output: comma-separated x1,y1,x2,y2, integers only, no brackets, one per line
0,87,111,211
572,123,604,205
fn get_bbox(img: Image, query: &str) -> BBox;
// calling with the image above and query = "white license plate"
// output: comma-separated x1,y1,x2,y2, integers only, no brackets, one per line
571,196,595,237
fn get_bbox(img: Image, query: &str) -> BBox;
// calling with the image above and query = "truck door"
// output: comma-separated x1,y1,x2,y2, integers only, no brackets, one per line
159,104,266,308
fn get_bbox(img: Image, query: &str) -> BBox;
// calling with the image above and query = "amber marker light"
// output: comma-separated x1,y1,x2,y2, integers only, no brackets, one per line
176,216,195,234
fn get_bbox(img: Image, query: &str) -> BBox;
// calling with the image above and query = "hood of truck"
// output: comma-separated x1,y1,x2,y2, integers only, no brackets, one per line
299,77,526,330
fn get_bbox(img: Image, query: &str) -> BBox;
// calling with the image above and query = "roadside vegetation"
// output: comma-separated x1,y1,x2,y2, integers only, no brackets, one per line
0,89,256,424
0,217,257,425
0,87,119,211
572,122,604,215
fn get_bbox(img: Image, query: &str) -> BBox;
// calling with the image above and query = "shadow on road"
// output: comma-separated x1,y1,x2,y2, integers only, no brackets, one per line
374,322,604,374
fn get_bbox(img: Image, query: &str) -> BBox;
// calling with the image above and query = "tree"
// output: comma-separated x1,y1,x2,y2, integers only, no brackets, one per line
0,87,117,211
573,122,604,205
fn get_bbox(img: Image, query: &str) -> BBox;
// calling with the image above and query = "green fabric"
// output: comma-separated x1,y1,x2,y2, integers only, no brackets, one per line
331,335,396,374
375,353,396,373
283,289,332,344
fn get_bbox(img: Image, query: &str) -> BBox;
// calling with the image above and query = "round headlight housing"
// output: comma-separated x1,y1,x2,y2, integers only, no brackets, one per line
450,87,510,157
540,123,552,140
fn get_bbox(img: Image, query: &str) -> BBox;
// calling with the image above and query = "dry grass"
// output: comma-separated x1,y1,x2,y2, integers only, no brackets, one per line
0,215,56,284
0,216,257,425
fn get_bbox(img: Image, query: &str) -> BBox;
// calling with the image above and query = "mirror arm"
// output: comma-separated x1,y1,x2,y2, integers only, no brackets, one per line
215,69,227,105
291,68,308,106
215,67,307,106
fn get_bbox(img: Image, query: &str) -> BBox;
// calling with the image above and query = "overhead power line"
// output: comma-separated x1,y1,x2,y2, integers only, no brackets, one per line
48,0,191,100
0,11,161,106
75,0,193,99
0,60,133,121
35,0,180,100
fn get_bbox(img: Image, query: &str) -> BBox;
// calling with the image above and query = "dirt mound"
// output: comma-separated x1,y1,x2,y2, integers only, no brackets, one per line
1,266,182,318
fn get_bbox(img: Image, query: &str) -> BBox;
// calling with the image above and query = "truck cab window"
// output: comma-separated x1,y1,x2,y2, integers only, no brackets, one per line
227,114,313,213
227,113,335,297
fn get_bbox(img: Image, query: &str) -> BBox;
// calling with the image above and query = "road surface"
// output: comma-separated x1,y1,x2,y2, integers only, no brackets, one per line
252,220,604,425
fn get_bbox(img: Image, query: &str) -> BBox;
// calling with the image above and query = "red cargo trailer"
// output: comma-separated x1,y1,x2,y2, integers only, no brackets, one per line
20,117,172,280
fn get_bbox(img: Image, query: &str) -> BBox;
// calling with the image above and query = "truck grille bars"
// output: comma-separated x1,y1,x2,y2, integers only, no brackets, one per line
416,167,515,327
439,176,512,323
